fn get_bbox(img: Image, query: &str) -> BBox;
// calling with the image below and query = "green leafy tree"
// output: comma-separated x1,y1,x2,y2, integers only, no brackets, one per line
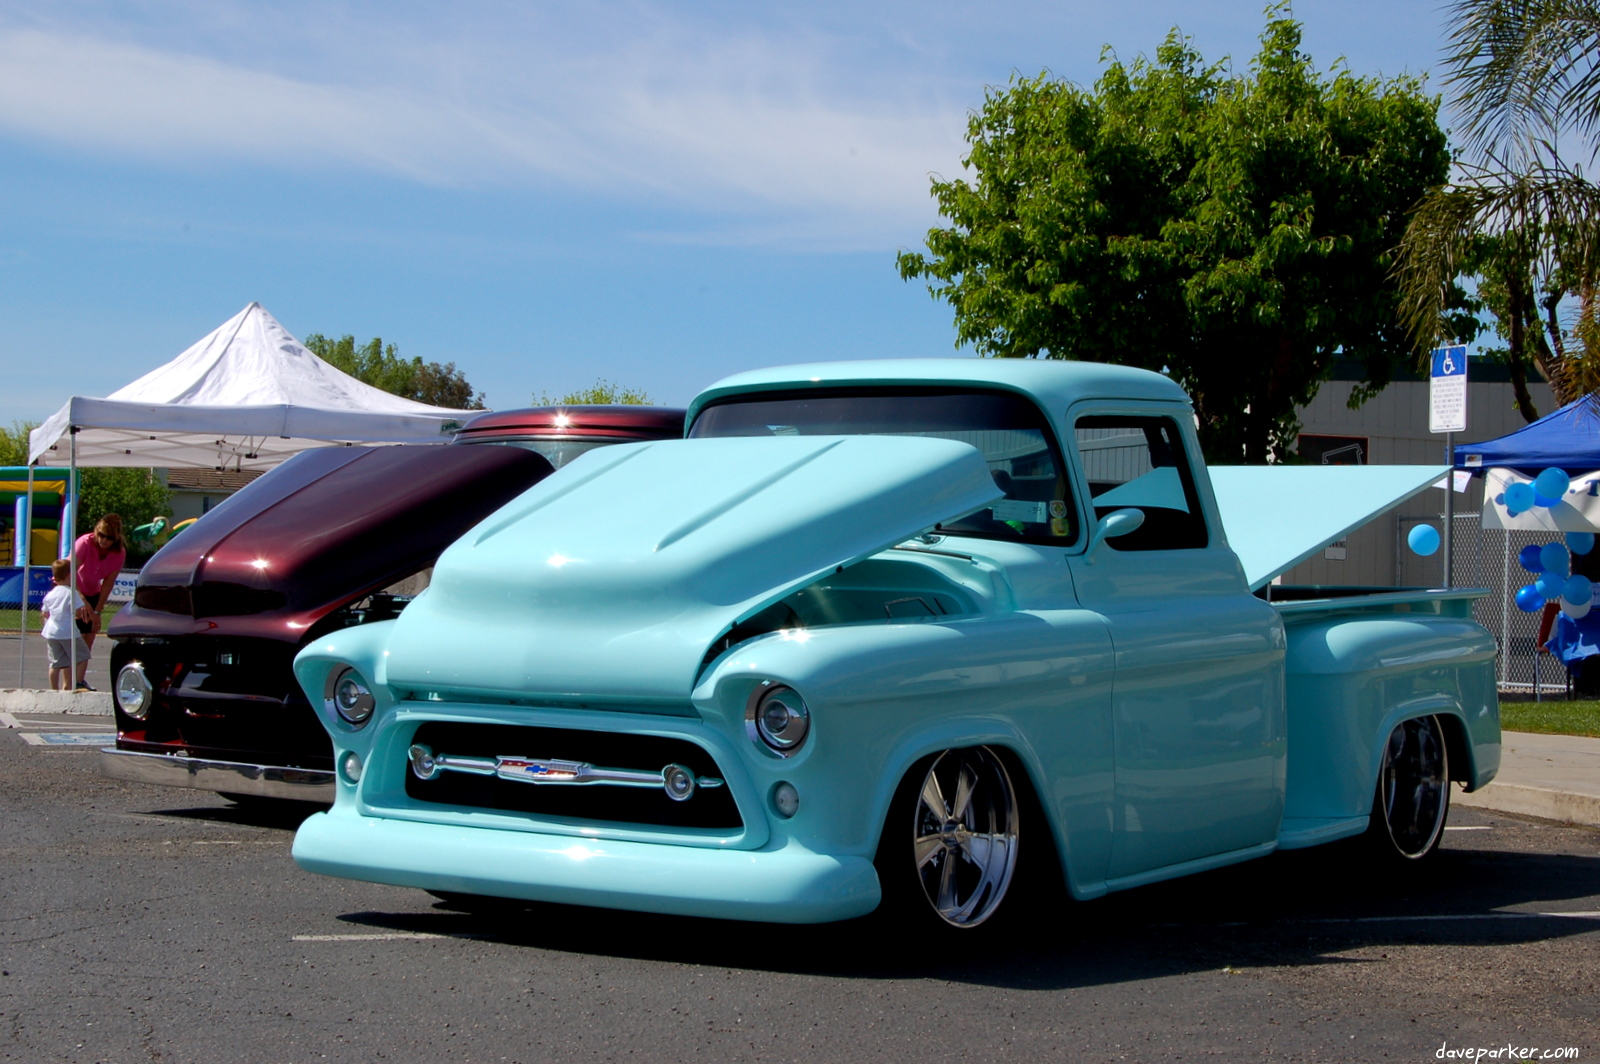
0,420,35,467
75,469,171,565
1395,0,1600,417
897,10,1450,462
534,379,653,405
303,333,486,409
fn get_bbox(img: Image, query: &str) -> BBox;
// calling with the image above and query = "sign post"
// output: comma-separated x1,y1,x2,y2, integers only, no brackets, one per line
1430,345,1468,587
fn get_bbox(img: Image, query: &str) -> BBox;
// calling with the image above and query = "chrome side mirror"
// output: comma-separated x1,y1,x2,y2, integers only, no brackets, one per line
1085,508,1145,564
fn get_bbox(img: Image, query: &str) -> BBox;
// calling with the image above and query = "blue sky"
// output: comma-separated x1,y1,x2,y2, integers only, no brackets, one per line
1,0,1454,423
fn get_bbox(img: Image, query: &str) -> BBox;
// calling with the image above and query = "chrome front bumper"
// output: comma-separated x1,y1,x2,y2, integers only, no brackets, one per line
100,747,335,801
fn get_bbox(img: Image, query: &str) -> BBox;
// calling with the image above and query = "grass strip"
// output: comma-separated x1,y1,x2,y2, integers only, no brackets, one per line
1499,699,1600,738
0,605,123,635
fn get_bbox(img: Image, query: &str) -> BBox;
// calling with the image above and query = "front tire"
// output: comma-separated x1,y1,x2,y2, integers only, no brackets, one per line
876,746,1020,929
1367,715,1450,861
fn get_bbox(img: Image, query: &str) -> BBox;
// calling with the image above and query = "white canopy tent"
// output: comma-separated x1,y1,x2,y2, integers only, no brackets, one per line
29,302,475,470
17,302,480,689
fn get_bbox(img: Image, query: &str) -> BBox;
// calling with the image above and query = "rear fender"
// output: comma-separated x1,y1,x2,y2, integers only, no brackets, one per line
1366,697,1472,797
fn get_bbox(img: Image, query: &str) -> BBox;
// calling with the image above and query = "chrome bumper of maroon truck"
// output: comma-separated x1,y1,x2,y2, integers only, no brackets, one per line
100,747,335,801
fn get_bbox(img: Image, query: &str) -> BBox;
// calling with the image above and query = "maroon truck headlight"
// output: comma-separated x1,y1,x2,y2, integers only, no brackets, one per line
115,662,152,720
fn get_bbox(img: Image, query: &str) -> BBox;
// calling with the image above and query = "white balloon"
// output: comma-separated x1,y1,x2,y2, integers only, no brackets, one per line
1563,596,1593,619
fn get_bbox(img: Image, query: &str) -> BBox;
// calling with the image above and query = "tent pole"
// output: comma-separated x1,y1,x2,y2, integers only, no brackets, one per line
1501,529,1510,689
68,428,77,693
19,463,32,687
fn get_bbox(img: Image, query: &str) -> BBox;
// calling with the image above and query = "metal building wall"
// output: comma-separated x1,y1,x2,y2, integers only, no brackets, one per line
1280,373,1555,588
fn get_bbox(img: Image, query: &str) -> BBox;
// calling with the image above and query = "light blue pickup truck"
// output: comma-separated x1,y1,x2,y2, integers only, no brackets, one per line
291,360,1500,931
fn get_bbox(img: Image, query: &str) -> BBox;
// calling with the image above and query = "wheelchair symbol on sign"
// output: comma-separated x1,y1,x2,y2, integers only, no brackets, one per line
1441,352,1458,374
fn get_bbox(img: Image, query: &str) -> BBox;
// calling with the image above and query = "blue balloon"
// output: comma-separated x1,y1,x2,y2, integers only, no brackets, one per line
1515,584,1547,612
1535,493,1563,508
1505,482,1536,512
1565,575,1594,606
1541,542,1571,576
1537,572,1564,598
1519,543,1545,571
1535,468,1571,500
1568,532,1596,556
1408,524,1440,557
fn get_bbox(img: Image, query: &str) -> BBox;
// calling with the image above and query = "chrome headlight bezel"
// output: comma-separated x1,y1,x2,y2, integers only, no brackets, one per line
325,666,376,727
745,682,809,758
114,661,152,720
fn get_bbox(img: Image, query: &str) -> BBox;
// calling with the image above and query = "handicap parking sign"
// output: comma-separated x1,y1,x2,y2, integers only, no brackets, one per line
1429,345,1468,433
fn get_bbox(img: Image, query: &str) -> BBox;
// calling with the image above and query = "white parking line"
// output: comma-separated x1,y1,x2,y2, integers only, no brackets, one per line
0,712,19,729
13,718,112,729
1310,911,1600,924
18,733,110,746
1445,825,1493,831
1154,910,1600,929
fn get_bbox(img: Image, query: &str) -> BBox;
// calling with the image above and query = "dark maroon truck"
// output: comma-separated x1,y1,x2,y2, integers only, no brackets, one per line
99,406,685,803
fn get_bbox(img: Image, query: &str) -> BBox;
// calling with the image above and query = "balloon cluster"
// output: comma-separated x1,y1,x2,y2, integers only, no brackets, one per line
1501,467,1572,516
1514,532,1597,616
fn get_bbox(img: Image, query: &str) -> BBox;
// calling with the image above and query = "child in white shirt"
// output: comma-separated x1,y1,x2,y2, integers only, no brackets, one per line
41,558,91,691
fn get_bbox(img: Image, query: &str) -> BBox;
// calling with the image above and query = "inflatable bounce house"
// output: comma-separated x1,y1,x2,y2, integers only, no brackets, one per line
0,467,77,609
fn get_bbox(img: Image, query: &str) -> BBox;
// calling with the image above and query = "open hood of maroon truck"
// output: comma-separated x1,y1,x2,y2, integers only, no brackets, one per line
112,444,555,641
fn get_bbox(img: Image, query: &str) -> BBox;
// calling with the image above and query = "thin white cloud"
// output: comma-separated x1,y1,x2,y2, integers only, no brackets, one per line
0,29,594,184
0,12,969,245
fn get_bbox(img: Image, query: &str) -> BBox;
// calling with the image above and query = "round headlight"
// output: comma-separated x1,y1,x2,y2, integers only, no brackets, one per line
115,662,152,720
745,683,809,757
325,666,375,726
340,750,364,784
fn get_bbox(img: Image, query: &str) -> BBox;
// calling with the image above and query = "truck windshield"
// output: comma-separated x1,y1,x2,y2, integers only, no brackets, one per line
690,388,1075,544
465,438,619,469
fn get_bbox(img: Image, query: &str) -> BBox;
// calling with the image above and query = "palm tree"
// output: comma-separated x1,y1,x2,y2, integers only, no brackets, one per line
1396,0,1600,416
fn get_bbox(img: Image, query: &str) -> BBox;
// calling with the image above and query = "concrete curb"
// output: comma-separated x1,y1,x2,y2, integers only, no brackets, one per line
1456,781,1600,828
0,689,113,716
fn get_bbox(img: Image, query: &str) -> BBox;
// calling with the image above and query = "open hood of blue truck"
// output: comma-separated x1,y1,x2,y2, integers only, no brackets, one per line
382,435,1003,703
1209,465,1450,591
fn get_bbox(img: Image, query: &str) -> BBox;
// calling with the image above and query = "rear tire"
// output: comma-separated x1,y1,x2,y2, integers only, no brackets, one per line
1365,715,1450,861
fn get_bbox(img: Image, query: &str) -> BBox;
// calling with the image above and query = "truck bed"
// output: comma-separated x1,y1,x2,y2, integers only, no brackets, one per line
1264,584,1501,849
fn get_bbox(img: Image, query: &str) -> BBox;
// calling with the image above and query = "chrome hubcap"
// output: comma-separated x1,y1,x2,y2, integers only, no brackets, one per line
1380,715,1449,858
912,746,1019,927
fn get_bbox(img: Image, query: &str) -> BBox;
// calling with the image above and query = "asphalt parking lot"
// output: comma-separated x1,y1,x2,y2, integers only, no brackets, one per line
2,713,1597,1064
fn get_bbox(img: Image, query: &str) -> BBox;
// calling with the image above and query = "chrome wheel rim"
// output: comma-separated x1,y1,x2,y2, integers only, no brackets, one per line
1379,715,1449,858
911,746,1019,928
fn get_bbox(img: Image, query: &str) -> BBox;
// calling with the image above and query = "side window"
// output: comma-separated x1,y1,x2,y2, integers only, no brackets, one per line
1074,415,1208,551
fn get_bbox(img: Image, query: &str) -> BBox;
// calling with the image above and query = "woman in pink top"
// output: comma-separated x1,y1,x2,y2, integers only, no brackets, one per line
73,514,127,664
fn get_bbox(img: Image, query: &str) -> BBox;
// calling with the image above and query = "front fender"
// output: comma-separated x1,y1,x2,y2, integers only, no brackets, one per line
692,607,1116,900
293,619,401,803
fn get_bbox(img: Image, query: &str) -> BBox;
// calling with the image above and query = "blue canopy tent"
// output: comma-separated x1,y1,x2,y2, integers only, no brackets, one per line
1455,394,1600,471
1457,393,1600,691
